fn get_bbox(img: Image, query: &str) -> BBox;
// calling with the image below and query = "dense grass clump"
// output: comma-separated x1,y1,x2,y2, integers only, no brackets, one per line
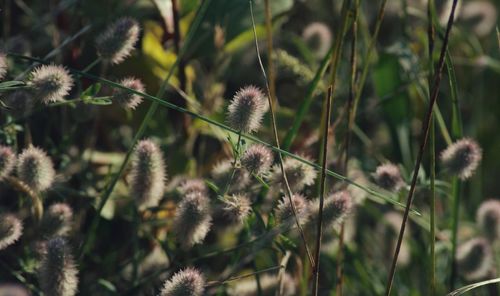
0,0,499,295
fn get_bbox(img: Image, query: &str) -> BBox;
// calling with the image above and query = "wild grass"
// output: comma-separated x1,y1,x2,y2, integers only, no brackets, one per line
0,0,499,295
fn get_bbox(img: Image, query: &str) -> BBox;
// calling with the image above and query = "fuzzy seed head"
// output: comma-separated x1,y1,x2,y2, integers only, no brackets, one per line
220,194,252,225
302,22,333,58
96,17,140,65
226,86,267,133
0,145,16,180
17,146,55,192
377,211,411,266
2,89,35,117
0,284,30,296
173,191,212,249
112,77,144,109
276,194,309,224
178,178,208,195
373,163,405,192
0,214,23,250
241,144,274,175
271,157,317,192
40,203,73,238
129,139,166,210
476,199,500,241
456,237,493,281
229,273,296,296
0,53,7,80
38,237,78,296
29,64,73,104
309,191,353,227
211,160,250,193
160,268,205,296
440,138,482,180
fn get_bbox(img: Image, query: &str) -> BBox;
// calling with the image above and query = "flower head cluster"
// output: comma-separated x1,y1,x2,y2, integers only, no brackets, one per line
211,159,250,193
2,89,34,117
373,163,405,192
308,190,353,228
0,53,7,80
0,214,23,250
276,193,309,224
226,86,267,133
229,273,296,296
476,199,500,241
38,237,78,296
220,194,252,225
129,139,166,210
17,146,55,192
160,268,205,296
440,138,482,180
0,145,16,180
271,156,317,192
0,284,30,296
96,17,140,65
29,64,73,104
40,203,73,238
302,22,332,58
112,77,144,109
377,211,411,266
241,144,274,175
456,237,493,281
173,191,212,249
178,178,208,196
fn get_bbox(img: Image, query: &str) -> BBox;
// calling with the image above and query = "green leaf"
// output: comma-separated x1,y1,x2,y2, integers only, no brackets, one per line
86,97,113,106
0,80,25,90
98,279,117,293
81,83,102,97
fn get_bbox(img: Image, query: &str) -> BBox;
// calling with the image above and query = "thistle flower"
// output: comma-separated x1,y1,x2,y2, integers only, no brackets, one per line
17,146,55,192
173,191,212,249
276,193,309,224
302,22,332,58
241,144,274,175
270,157,317,192
0,53,7,80
211,159,250,193
96,17,140,65
220,194,252,225
440,138,482,180
373,163,405,192
226,86,267,133
29,64,73,104
40,203,73,238
112,77,144,109
476,199,500,241
229,273,296,296
0,214,23,250
456,237,493,281
0,145,16,180
160,268,205,296
38,237,78,296
129,139,166,210
178,178,208,195
308,190,353,228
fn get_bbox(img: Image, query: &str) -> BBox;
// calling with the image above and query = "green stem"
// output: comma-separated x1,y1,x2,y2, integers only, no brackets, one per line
312,86,333,296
